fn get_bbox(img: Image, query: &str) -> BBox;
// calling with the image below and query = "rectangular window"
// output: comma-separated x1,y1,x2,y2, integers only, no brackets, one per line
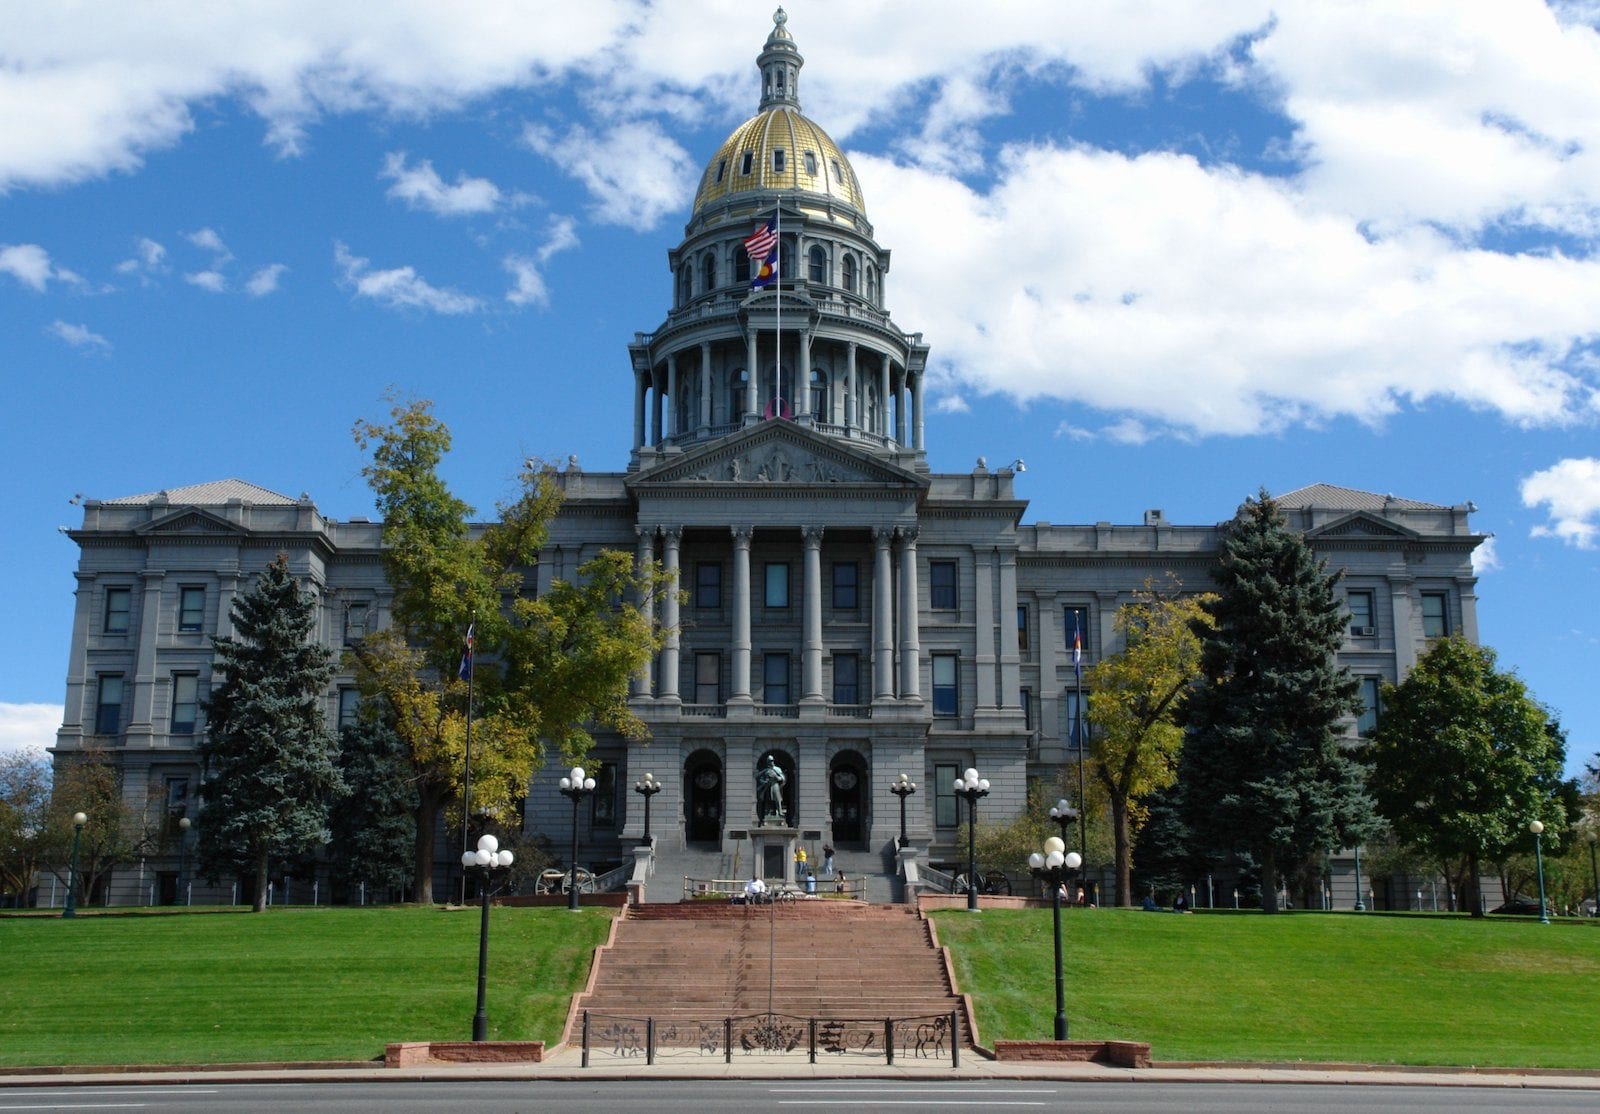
1064,605,1090,661
832,652,860,705
1357,677,1381,737
740,151,754,175
934,763,958,828
695,652,722,706
1347,590,1375,637
95,674,124,735
803,151,818,176
715,158,726,183
170,674,199,734
696,562,721,609
104,587,131,634
591,764,617,828
1021,686,1033,731
1017,605,1030,652
929,561,957,610
832,562,858,610
932,653,958,717
772,149,785,172
337,687,360,730
345,602,369,644
1064,689,1087,749
1421,592,1449,639
763,652,790,705
764,562,790,608
178,586,205,632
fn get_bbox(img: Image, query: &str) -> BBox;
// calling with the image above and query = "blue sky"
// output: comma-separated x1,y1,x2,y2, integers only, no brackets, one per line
3,1,1598,780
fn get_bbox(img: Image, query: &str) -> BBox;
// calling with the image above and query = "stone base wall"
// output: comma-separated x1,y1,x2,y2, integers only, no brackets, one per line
385,1041,544,1067
992,1039,1150,1068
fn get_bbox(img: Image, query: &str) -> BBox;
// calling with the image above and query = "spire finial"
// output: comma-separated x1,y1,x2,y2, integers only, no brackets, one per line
758,6,802,109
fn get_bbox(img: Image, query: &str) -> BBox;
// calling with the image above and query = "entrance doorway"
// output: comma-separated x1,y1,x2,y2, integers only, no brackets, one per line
685,750,723,844
829,750,869,846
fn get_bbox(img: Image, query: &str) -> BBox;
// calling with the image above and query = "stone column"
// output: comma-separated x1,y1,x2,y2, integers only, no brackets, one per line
801,526,824,704
878,358,890,438
872,527,895,701
911,371,924,451
650,372,662,445
632,528,655,697
974,547,996,710
1390,577,1415,673
127,570,165,742
659,527,682,704
730,526,754,704
699,342,713,432
799,329,812,422
845,342,857,430
998,551,1020,707
745,330,759,421
1038,596,1061,750
897,527,921,702
665,353,678,439
633,369,646,449
894,366,908,445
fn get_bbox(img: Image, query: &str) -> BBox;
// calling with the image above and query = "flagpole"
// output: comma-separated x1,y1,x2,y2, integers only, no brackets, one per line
774,196,782,417
1074,615,1088,866
458,617,475,906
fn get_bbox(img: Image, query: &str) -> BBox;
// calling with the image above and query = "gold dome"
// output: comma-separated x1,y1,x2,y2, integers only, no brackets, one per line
692,108,866,216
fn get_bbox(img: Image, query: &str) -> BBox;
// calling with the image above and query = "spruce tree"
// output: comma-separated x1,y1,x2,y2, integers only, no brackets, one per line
1179,490,1376,913
329,711,417,901
199,555,342,912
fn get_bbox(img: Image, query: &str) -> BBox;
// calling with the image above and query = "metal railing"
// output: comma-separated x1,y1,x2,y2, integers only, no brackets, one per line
591,862,631,894
581,1010,961,1067
682,876,869,902
919,864,957,895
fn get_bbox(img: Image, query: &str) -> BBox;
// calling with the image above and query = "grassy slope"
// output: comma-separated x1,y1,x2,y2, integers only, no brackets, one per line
0,906,611,1067
932,908,1600,1068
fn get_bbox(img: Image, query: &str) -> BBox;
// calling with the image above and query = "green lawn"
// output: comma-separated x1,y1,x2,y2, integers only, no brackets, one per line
933,908,1600,1068
0,905,612,1067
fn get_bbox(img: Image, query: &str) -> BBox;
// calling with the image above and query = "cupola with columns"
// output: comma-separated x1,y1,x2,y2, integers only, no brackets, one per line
628,7,932,472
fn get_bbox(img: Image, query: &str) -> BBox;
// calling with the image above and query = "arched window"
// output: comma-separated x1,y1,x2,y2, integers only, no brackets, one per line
866,264,877,304
842,255,857,293
810,368,828,422
730,368,749,421
678,264,692,306
778,240,793,285
703,252,717,292
808,245,826,284
735,252,750,285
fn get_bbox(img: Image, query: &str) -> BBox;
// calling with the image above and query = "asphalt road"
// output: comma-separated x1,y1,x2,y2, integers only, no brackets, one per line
2,1080,1597,1113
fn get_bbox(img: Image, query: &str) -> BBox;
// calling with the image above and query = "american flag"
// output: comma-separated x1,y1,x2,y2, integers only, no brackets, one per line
1072,614,1082,674
744,216,778,260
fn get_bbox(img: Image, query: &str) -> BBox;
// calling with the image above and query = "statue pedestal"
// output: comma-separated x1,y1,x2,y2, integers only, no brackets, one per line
749,825,800,883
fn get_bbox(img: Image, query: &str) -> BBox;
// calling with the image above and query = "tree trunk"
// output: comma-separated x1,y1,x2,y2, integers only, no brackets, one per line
252,846,269,913
1465,851,1484,918
1109,792,1132,907
413,798,436,905
1260,849,1279,914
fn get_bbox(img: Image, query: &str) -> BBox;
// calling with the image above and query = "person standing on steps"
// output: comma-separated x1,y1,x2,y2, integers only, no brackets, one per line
822,842,835,878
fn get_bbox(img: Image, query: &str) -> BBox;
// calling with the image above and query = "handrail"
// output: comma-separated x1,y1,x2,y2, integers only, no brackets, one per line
919,864,956,895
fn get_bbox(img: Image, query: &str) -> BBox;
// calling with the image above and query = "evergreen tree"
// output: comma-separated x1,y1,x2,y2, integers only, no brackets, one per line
1369,636,1567,916
1179,489,1376,913
329,711,417,901
199,555,343,912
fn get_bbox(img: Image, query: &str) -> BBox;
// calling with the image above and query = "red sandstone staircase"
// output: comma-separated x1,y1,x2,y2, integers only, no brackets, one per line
572,902,971,1041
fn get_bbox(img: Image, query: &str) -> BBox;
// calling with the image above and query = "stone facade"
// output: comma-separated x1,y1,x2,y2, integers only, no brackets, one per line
51,12,1486,909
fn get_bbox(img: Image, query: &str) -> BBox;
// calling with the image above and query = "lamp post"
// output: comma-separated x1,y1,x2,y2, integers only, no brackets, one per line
1027,837,1083,1040
459,833,515,1041
1352,844,1365,912
63,811,87,918
559,766,595,911
1529,820,1550,925
1587,832,1599,919
890,772,917,848
953,768,989,911
633,772,661,844
176,816,191,906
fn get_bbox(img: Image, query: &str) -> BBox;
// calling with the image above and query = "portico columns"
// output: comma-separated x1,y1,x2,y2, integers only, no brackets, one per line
974,547,996,709
894,367,907,446
665,354,678,439
845,342,857,430
659,527,682,703
745,331,759,421
633,369,646,449
872,527,895,701
911,371,925,451
699,342,713,432
730,526,754,703
998,551,1021,707
650,372,663,445
897,526,921,702
801,526,824,703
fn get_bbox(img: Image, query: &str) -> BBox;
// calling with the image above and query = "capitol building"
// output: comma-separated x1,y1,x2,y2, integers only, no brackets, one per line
54,11,1486,907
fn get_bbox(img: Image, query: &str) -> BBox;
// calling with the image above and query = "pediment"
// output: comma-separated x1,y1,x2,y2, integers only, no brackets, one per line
1304,512,1418,541
629,422,927,492
136,507,246,536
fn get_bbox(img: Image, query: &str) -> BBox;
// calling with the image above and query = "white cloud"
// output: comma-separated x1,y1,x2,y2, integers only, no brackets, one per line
1472,535,1501,574
47,319,110,351
1,243,81,290
522,122,697,228
184,270,227,293
245,263,288,296
1522,457,1600,548
381,151,506,216
184,226,230,257
0,703,60,757
504,215,580,307
932,394,970,415
115,236,168,276
334,241,481,315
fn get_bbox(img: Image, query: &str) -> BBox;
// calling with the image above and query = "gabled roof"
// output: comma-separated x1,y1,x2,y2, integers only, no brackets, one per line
101,479,298,506
1275,483,1447,512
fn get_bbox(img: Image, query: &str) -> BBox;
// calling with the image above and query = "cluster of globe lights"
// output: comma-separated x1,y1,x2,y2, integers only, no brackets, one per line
560,766,597,794
461,833,514,871
953,768,988,795
1029,836,1083,875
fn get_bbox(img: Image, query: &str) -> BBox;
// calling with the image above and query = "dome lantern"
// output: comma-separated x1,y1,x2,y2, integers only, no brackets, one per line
758,7,803,111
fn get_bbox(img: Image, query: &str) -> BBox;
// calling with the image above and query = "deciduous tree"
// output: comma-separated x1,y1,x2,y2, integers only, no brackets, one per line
198,555,343,912
0,749,50,906
1179,490,1377,913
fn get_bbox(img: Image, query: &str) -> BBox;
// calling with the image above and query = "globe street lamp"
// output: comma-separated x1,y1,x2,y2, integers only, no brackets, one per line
953,768,989,911
633,772,662,844
1028,837,1083,1040
889,773,917,848
559,767,595,911
1529,820,1550,925
176,816,191,906
460,833,515,1041
63,811,87,918
1587,832,1599,919
1049,798,1079,899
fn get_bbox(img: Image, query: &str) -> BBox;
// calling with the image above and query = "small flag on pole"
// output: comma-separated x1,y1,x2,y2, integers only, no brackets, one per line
745,216,778,289
1072,613,1082,675
458,622,475,681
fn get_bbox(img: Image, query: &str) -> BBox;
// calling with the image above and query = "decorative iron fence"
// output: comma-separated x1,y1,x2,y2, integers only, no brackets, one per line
580,1010,961,1067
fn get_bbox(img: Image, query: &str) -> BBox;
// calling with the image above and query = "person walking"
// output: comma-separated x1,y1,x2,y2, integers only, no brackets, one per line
822,842,835,878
